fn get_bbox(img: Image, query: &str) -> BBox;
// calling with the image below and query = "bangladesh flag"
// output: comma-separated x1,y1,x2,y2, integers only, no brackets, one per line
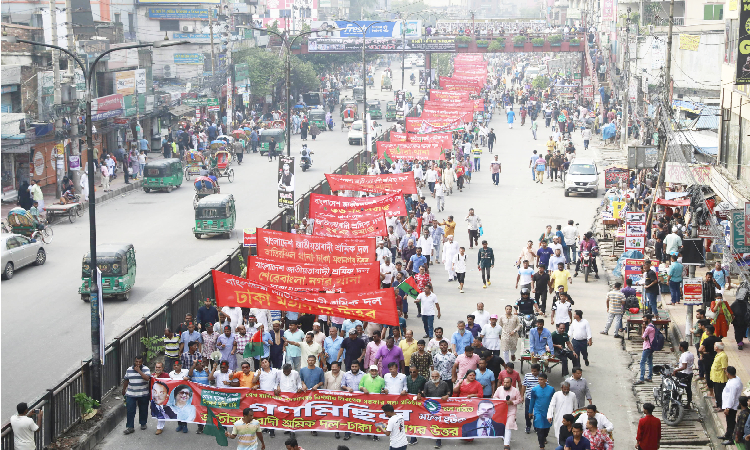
383,149,395,165
243,330,264,358
204,406,229,446
397,276,420,299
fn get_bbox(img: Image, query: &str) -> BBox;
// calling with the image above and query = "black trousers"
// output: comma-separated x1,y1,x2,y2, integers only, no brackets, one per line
734,322,746,344
723,408,737,439
714,382,726,409
536,426,550,448
677,373,693,405
468,230,479,247
535,290,548,313
481,266,491,284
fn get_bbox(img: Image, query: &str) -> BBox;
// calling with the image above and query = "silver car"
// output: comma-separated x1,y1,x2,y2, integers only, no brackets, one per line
1,233,46,279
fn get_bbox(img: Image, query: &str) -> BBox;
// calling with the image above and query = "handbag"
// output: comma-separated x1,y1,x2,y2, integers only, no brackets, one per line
479,226,484,236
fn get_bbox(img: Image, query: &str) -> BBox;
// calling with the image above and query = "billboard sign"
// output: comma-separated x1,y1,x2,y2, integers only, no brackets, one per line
148,7,212,19
336,21,396,37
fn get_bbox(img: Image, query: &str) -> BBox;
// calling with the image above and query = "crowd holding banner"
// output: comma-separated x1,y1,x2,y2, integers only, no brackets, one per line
309,192,407,218
151,380,508,439
246,258,380,292
325,172,418,194
255,228,374,264
312,211,389,238
376,141,444,161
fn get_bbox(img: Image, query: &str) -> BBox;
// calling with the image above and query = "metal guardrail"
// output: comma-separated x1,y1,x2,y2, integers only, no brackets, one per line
0,248,242,450
0,116,409,449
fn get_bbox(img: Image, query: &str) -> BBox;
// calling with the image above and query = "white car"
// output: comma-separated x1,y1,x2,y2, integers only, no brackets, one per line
348,120,364,145
524,66,541,82
1,233,46,279
564,158,600,197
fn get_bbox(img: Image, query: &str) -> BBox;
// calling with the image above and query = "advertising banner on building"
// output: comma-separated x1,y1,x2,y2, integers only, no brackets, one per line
255,229,375,264
602,0,615,21
213,270,398,325
247,258,380,291
277,155,294,208
736,4,750,83
307,37,455,53
148,7,212,19
174,53,204,64
336,21,396,37
682,278,703,305
115,71,136,96
325,173,417,195
313,212,388,238
309,192,407,218
150,379,508,439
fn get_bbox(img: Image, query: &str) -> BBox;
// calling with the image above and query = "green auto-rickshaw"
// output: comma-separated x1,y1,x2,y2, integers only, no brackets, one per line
386,101,397,121
367,100,382,120
258,128,286,156
193,194,236,239
142,158,183,193
309,109,327,131
79,243,137,301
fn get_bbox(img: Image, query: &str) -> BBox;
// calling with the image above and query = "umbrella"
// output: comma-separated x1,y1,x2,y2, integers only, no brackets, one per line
216,135,234,143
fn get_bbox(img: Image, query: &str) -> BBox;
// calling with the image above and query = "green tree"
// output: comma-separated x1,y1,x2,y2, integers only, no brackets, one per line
532,75,550,91
300,53,362,74
432,53,452,78
290,57,320,94
235,47,283,99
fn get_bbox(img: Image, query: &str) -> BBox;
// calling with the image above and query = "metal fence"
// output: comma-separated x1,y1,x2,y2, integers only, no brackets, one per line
0,111,417,449
0,248,242,450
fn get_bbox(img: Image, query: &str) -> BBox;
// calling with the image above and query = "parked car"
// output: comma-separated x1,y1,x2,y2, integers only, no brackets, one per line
1,233,46,279
348,120,364,145
564,158,600,197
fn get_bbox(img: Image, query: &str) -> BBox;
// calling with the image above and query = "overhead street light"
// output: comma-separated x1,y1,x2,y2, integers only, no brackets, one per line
1,34,189,403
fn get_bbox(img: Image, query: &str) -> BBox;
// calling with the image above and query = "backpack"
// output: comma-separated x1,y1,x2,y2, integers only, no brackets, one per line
648,324,665,351
625,295,639,310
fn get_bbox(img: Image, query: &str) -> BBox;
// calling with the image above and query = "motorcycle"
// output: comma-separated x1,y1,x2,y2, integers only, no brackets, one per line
652,364,687,426
579,250,592,282
299,145,313,172
518,312,537,339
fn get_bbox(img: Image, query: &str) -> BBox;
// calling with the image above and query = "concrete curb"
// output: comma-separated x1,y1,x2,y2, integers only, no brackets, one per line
57,399,126,450
81,179,143,211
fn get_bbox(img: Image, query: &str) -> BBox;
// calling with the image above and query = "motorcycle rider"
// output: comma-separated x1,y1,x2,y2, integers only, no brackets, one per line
410,73,416,85
515,288,541,337
300,144,312,169
574,232,600,279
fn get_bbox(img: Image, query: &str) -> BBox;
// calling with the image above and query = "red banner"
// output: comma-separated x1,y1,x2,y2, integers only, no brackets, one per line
213,270,398,325
243,228,257,247
313,212,388,238
441,84,481,93
439,78,481,88
426,99,485,112
309,192,406,218
406,117,467,133
421,108,475,120
256,228,375,264
430,91,470,101
246,257,380,291
150,379,508,439
325,173,417,195
376,141,444,161
390,132,453,149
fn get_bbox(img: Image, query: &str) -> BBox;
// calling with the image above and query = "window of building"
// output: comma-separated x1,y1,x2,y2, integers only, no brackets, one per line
704,4,723,20
128,13,134,32
114,13,121,23
160,20,180,31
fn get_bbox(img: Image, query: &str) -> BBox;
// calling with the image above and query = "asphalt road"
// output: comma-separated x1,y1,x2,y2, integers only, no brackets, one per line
0,66,423,419
96,89,642,450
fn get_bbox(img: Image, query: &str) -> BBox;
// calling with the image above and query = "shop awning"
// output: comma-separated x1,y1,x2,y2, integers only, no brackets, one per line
169,104,195,117
655,197,691,207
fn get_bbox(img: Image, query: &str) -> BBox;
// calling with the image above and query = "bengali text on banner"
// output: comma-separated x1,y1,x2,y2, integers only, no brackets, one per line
325,172,418,194
313,212,388,238
406,117,466,133
376,141,443,161
150,380,508,439
430,91,470,101
256,228,374,264
213,270,399,325
309,192,407,218
246,257,380,291
390,131,453,149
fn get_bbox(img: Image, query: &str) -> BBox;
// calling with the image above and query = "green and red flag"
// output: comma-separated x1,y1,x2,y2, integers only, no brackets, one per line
204,406,229,446
243,330,264,358
397,276,420,299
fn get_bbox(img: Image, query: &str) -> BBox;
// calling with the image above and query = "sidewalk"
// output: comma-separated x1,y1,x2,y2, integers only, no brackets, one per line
1,151,167,219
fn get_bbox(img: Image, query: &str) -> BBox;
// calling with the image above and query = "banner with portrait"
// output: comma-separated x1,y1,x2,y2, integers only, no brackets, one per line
376,141,444,161
309,192,407,218
246,257,380,292
312,212,388,238
326,172,418,195
150,380,508,439
256,228,375,264
213,270,399,325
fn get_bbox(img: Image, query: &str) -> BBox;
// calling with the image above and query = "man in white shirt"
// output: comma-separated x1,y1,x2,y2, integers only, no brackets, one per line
375,240,390,264
720,366,743,444
256,358,280,390
664,227,683,256
480,315,502,353
383,362,408,395
471,302,492,328
378,404,408,449
561,220,579,266
547,249,567,272
452,245,468,293
417,230,434,265
367,163,380,176
276,364,304,393
11,403,42,450
417,284,440,339
413,163,424,184
380,258,397,288
575,405,614,432
551,294,572,331
516,260,535,290
549,236,564,255
221,305,243,333
569,310,592,366
672,341,695,407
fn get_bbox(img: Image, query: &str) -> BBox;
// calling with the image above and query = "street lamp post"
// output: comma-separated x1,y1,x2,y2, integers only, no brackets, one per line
2,36,187,402
335,20,390,160
249,27,329,157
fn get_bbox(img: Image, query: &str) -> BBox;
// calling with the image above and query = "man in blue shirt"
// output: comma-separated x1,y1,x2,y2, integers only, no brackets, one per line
323,327,344,370
408,247,428,275
299,355,325,390
712,261,731,293
196,298,218,332
529,319,553,355
179,322,203,354
451,321,474,354
666,254,683,305
536,241,554,271
474,359,495,397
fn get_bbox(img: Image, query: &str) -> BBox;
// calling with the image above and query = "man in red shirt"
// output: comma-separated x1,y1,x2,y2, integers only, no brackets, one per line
636,402,661,450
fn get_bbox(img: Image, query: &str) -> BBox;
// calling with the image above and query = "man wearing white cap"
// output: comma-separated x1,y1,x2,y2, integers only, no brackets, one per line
471,303,492,328
663,226,682,256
